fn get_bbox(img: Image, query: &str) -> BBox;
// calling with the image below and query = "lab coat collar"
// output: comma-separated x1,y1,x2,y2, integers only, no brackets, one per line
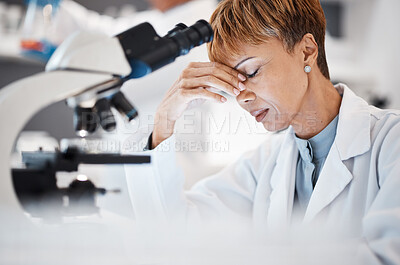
303,143,353,222
334,83,371,160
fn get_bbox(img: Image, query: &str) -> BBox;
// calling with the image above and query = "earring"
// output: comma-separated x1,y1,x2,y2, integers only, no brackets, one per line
304,65,311,73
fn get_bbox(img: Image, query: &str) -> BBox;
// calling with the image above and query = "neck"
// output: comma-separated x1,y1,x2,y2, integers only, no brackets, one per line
150,0,192,12
292,71,342,139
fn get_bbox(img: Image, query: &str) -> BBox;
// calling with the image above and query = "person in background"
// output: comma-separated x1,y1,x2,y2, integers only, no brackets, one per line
54,0,216,38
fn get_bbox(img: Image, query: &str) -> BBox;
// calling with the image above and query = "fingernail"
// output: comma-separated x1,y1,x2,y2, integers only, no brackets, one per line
233,88,240,96
221,97,227,103
238,73,246,81
239,82,246,91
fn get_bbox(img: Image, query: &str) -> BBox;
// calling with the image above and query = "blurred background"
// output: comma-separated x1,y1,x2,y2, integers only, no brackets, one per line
1,0,399,138
0,0,399,216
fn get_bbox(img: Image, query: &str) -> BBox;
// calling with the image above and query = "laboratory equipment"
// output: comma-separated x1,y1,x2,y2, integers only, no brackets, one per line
12,146,150,218
20,0,61,61
0,19,213,219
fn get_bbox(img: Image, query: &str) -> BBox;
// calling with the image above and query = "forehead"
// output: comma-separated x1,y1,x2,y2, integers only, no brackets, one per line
224,38,285,68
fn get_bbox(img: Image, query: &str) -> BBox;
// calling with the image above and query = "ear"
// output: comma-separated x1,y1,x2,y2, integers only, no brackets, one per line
300,33,318,67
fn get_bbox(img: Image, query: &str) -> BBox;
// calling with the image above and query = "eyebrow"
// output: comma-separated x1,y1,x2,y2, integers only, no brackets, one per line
234,57,256,69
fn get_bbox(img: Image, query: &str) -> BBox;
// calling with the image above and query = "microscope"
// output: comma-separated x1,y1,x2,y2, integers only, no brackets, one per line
0,20,213,219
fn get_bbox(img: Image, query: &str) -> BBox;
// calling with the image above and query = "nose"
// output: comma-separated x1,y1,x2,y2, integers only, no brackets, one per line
237,87,256,106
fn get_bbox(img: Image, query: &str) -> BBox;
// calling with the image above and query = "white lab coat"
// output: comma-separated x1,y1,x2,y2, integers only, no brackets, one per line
125,84,400,264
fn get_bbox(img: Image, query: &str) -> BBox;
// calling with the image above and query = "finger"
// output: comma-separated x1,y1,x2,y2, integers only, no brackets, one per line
187,62,247,82
182,66,246,92
186,62,214,69
180,87,227,103
180,76,240,97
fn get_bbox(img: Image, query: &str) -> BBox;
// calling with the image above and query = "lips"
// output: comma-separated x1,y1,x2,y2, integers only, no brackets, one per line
251,108,269,122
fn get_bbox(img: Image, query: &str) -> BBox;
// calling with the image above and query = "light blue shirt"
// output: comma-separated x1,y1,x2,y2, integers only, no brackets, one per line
294,115,339,216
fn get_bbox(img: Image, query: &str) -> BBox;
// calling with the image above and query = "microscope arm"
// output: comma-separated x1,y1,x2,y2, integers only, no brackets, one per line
0,70,115,215
46,31,132,76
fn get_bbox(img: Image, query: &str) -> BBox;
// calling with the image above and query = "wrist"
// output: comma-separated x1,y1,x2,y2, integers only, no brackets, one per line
152,112,176,149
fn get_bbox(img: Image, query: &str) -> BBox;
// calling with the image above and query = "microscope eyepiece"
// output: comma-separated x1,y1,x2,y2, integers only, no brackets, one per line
167,23,187,36
117,19,214,78
167,19,213,56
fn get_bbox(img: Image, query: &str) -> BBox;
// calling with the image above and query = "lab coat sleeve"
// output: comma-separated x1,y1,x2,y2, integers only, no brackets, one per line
124,132,266,228
359,118,400,265
54,0,146,42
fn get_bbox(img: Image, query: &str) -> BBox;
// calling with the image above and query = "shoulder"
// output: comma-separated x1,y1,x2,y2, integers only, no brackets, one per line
369,104,400,121
369,106,400,140
367,106,400,185
338,83,400,145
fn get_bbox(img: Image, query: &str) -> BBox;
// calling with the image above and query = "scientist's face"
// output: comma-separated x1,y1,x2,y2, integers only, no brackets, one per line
229,38,309,132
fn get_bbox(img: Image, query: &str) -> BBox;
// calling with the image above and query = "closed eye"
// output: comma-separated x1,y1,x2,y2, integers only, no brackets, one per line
246,69,259,78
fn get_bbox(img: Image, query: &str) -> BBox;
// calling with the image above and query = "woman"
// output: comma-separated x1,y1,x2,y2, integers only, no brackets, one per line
125,0,400,263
